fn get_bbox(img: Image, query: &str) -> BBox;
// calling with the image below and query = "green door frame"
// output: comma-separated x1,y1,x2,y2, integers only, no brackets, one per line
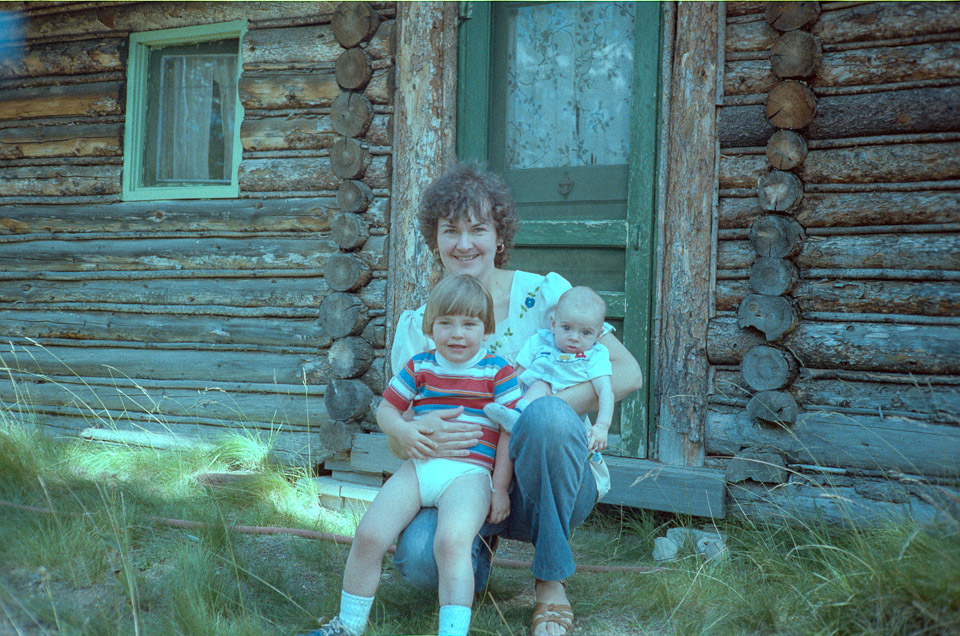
457,1,662,459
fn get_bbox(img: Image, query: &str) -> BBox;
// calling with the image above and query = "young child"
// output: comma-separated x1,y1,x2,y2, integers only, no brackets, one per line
307,274,521,636
485,286,614,452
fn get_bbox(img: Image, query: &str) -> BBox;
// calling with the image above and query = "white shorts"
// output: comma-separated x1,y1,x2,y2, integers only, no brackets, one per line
412,458,491,507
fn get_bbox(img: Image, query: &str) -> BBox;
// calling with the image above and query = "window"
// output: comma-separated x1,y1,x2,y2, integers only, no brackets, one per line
123,21,245,200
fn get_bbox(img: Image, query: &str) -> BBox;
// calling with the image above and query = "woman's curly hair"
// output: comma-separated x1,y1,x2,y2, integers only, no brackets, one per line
418,162,519,267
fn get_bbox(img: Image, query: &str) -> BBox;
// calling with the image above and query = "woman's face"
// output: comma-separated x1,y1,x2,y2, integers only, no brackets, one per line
436,214,499,280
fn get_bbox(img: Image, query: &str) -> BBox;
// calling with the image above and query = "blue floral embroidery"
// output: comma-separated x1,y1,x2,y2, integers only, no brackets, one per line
525,296,536,308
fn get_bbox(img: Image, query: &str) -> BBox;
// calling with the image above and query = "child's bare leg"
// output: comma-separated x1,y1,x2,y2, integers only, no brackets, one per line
434,472,491,607
342,460,422,597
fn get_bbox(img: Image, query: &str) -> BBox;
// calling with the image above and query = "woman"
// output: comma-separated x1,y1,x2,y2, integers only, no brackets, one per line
387,163,643,636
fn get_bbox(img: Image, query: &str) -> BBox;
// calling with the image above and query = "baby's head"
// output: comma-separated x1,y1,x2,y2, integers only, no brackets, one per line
551,286,606,355
422,275,495,363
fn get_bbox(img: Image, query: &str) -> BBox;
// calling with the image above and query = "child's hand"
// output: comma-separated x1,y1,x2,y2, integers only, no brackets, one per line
488,490,510,524
587,425,608,453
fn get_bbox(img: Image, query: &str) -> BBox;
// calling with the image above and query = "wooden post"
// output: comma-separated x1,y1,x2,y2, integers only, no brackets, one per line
657,2,719,467
386,2,458,373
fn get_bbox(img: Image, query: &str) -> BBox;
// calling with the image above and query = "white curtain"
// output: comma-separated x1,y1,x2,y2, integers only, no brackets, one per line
504,2,635,170
156,53,236,183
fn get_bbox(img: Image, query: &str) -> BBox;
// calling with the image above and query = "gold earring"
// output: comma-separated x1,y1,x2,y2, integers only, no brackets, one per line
496,244,504,254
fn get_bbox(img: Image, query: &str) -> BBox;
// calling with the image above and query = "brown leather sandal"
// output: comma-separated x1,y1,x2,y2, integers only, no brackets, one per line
531,602,574,636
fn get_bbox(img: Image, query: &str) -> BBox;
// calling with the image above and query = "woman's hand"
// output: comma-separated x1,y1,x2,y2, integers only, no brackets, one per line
488,489,511,524
383,403,482,460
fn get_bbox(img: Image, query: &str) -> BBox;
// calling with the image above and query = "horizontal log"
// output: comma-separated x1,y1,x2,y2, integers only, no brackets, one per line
241,20,393,70
726,2,960,54
725,40,960,96
717,278,960,317
0,309,332,348
238,154,389,192
0,197,387,234
719,86,960,148
0,37,124,79
241,113,390,151
0,122,121,159
725,478,955,526
719,234,960,272
0,163,120,196
708,316,960,375
720,141,960,189
0,341,331,385
707,405,960,478
0,81,122,120
718,190,960,229
239,68,391,110
17,2,341,42
0,276,388,311
0,236,337,272
713,368,960,424
0,374,331,429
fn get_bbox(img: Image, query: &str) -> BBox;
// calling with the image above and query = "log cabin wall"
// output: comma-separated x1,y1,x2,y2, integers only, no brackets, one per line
710,1,960,523
0,1,396,465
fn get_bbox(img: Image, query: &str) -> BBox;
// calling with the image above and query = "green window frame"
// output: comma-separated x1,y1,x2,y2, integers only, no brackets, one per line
122,20,246,201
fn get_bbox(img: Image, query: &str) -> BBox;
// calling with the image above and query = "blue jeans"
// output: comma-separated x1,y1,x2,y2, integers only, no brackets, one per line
393,396,597,589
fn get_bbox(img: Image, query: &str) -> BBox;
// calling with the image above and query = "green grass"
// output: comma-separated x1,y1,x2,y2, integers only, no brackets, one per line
0,414,958,636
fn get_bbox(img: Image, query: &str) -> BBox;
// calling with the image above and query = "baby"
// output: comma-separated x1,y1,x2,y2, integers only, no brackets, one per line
305,274,521,636
485,285,614,452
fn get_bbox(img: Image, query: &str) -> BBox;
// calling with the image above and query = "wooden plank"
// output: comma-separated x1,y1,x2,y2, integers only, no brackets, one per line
715,279,960,317
1,374,330,428
241,113,391,151
0,81,122,120
515,220,628,248
708,316,960,375
239,154,390,192
726,479,956,526
601,456,726,518
712,368,960,425
0,122,121,159
0,163,120,196
725,41,960,96
241,20,393,71
0,276,388,312
239,68,392,110
0,197,391,234
718,190,960,230
657,2,719,466
718,234,960,272
0,37,124,79
0,236,338,272
386,1,457,365
719,86,960,148
706,405,960,478
0,342,330,384
17,2,341,42
726,2,960,54
349,431,404,474
0,309,333,347
720,141,960,189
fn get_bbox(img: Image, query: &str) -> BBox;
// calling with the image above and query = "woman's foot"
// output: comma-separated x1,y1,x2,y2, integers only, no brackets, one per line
531,579,573,636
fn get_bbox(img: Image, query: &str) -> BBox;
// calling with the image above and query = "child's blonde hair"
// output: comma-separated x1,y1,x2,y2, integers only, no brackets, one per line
422,274,495,335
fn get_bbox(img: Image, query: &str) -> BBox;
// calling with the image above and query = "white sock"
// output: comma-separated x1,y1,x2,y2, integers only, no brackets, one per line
338,590,374,636
438,604,472,636
483,402,521,433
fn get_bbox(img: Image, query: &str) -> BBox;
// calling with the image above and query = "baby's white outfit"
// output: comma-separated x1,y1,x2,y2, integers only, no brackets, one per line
516,328,612,391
